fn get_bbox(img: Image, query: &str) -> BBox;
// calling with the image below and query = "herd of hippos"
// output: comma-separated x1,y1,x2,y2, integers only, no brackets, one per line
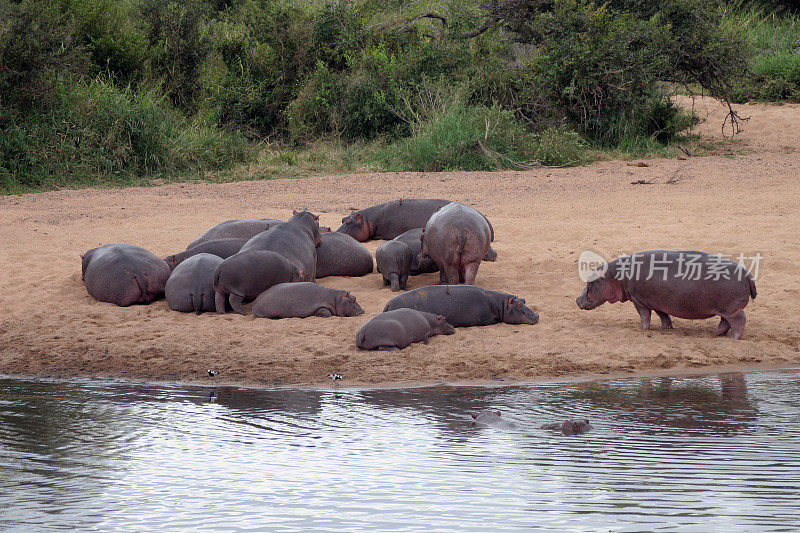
81,198,758,351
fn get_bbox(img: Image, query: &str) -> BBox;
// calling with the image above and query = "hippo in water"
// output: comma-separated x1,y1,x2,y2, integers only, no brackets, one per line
375,240,413,291
541,419,593,435
355,309,455,350
165,253,222,314
82,244,171,306
421,202,493,285
315,232,373,278
384,285,538,327
252,282,364,318
165,238,246,271
240,210,321,281
186,219,283,249
576,250,757,339
470,411,517,429
213,250,302,314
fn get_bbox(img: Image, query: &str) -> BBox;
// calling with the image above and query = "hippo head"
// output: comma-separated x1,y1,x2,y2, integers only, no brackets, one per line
430,314,456,336
164,255,179,271
291,267,304,283
576,272,625,310
562,419,593,435
319,226,332,233
337,291,364,317
502,296,539,325
337,212,371,242
292,209,322,247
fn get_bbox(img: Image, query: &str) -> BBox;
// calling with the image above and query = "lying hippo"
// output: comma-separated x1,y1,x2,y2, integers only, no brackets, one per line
338,199,451,241
315,232,373,278
82,244,171,306
376,240,413,291
541,419,593,435
252,282,364,318
165,238,246,271
576,250,757,339
165,253,222,314
240,210,321,281
355,309,455,350
214,250,302,314
383,285,538,327
421,202,493,285
470,411,517,429
186,219,283,249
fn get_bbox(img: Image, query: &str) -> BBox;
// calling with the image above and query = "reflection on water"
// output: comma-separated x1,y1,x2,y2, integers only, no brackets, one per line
1,371,799,531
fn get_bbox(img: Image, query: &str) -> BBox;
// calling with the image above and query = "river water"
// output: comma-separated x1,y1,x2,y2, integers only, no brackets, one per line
1,370,799,531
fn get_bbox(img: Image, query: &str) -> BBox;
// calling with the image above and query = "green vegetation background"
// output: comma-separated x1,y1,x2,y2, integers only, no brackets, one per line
1,0,798,193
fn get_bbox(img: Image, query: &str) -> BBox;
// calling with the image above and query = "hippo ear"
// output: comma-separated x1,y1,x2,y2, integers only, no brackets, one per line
470,413,478,419
495,411,502,416
506,296,514,305
355,213,362,222
293,209,298,215
80,254,85,259
313,214,319,221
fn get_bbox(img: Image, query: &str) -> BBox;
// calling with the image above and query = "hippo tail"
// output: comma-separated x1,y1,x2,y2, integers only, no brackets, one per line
748,276,757,300
193,292,204,314
457,232,467,256
389,273,400,292
134,274,148,303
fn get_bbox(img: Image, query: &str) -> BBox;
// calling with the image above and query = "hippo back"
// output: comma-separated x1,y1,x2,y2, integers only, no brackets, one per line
240,222,318,281
83,244,170,306
187,219,283,249
315,232,373,278
383,285,498,327
165,253,222,313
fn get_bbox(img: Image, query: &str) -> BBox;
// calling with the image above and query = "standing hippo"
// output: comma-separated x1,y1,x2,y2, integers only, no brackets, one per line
164,238,246,271
541,419,593,435
213,250,302,314
252,282,364,318
82,244,171,306
375,240,413,291
576,250,757,339
337,199,452,241
240,210,321,281
315,232,374,278
395,228,496,275
470,411,518,429
383,285,538,327
355,309,455,350
165,253,222,314
421,202,492,285
186,219,283,249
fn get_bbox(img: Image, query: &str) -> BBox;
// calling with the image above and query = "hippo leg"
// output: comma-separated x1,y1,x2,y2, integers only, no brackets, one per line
716,317,731,336
215,290,227,314
315,308,333,317
438,271,448,284
229,293,245,315
655,311,673,329
400,274,408,290
632,300,652,329
389,273,401,292
462,262,480,285
722,310,746,340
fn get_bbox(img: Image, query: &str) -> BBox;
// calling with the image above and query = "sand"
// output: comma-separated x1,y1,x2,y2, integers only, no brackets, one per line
1,96,798,388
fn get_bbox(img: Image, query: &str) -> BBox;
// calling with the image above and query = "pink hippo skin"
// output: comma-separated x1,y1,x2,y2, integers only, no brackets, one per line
82,244,171,306
576,250,757,339
421,202,492,285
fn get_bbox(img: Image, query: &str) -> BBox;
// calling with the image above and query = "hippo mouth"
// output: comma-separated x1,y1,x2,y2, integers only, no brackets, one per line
576,297,602,310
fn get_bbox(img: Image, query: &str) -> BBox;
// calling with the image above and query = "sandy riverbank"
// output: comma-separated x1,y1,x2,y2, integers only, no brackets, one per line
1,97,798,387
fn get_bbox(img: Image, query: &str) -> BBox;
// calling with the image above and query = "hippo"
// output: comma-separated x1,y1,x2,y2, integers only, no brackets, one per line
82,244,171,306
376,240,413,291
421,202,492,285
213,250,302,314
186,219,283,249
383,285,538,327
355,309,455,350
541,419,593,435
164,238,246,271
576,250,758,339
252,282,364,318
395,228,496,275
165,253,222,314
470,411,518,429
337,199,452,241
240,210,321,281
315,232,374,278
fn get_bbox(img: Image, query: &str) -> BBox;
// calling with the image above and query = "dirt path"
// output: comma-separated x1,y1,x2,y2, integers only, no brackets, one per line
1,97,798,387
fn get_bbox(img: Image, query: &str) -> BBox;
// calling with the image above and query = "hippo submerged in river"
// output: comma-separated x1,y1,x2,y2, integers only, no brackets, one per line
383,285,538,327
541,419,593,435
355,309,455,350
576,250,757,339
470,411,518,429
82,244,171,306
252,282,363,318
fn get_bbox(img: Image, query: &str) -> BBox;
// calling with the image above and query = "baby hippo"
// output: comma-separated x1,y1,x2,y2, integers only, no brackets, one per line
376,240,413,291
576,250,757,339
82,244,171,306
541,419,593,435
214,250,302,314
252,282,364,318
355,309,455,350
165,253,222,314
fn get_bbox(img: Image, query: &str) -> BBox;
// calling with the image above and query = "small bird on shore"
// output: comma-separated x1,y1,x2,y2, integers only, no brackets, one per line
328,373,343,381
208,369,219,378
